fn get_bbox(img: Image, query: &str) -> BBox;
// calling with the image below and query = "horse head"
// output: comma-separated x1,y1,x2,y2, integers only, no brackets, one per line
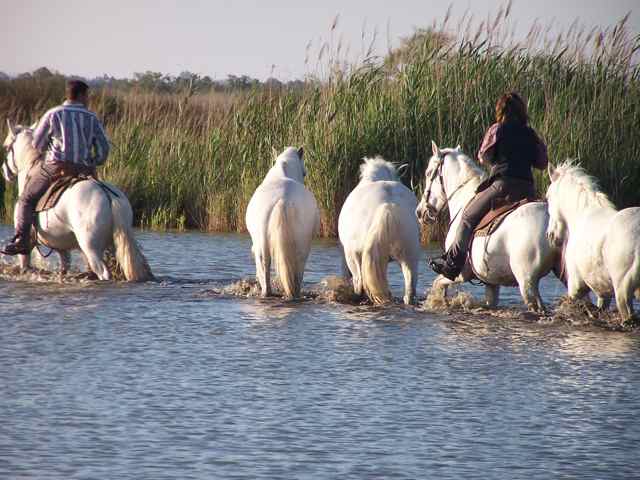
3,119,23,182
416,141,449,225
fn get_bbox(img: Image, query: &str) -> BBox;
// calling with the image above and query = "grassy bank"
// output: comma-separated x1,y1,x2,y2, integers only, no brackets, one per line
1,9,639,238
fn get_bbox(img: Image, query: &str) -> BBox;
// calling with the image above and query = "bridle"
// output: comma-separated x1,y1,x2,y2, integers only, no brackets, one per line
421,154,473,224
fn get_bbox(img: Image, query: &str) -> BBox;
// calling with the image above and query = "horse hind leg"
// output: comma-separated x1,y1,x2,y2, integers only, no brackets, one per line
485,284,500,308
516,276,545,313
77,235,110,281
400,260,418,305
59,250,71,275
344,251,363,297
613,274,637,324
254,246,271,297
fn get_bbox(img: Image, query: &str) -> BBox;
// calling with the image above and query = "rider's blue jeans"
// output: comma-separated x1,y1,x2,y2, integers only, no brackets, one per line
14,162,64,238
445,176,535,268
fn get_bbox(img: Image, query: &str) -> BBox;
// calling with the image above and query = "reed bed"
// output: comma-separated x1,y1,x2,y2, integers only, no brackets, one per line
1,6,638,239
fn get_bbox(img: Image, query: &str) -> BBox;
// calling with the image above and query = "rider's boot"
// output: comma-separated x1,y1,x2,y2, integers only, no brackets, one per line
429,252,463,281
1,234,31,256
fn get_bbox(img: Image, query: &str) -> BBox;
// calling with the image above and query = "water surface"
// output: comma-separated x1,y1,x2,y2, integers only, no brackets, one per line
1,225,638,479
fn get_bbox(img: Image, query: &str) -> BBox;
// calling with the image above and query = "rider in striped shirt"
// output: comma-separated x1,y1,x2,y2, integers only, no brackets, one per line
3,79,110,255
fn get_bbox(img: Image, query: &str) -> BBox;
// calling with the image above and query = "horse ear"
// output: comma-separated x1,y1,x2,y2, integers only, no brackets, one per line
6,119,16,136
397,163,409,175
455,144,461,151
272,146,278,161
548,164,559,181
297,146,304,159
431,140,441,157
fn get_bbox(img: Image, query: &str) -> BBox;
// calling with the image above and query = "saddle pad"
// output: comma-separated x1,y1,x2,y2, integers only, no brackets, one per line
36,176,89,212
474,198,537,238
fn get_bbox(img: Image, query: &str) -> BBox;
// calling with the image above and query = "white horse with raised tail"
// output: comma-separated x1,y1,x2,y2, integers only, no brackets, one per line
2,121,153,281
245,147,320,298
546,161,640,323
339,157,420,305
416,142,558,311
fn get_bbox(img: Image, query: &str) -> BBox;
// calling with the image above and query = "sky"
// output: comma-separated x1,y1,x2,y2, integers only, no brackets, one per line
2,0,638,81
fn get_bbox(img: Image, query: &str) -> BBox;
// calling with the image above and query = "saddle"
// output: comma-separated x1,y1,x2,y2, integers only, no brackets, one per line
35,175,91,212
473,197,537,238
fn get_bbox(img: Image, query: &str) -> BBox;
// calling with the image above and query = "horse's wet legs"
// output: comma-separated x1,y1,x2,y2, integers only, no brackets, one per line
400,261,417,305
596,296,611,310
613,274,636,322
84,250,111,280
59,250,71,275
517,278,545,313
77,236,110,280
484,284,500,308
431,275,455,303
254,249,271,297
18,253,30,272
345,252,363,297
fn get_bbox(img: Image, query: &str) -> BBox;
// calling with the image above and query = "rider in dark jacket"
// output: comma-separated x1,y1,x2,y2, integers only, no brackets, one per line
430,92,548,280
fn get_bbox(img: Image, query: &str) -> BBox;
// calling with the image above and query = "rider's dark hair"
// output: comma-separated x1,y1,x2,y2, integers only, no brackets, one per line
65,79,89,101
495,92,528,125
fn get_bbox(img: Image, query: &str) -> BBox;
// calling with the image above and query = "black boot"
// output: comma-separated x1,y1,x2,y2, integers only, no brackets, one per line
1,235,31,256
429,254,462,281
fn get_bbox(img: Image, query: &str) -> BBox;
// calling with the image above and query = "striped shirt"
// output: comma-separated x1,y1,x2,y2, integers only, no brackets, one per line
32,100,110,166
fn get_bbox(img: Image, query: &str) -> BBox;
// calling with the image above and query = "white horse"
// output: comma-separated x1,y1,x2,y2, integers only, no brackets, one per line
416,142,558,312
338,157,420,305
245,147,319,298
546,161,640,322
2,121,153,281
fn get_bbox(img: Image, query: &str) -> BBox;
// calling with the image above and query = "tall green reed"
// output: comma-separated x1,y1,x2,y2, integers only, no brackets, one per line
1,6,638,240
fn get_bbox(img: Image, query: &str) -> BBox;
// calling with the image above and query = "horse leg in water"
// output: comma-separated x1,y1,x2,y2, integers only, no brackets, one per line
253,246,271,297
18,252,31,272
484,284,500,308
596,295,611,310
344,251,363,297
59,250,71,275
430,274,462,305
512,267,545,312
400,260,418,305
77,232,111,281
612,271,638,323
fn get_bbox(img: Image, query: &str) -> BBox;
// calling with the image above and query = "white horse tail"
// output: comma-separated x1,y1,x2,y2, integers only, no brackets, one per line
111,194,153,282
268,199,301,298
362,202,398,305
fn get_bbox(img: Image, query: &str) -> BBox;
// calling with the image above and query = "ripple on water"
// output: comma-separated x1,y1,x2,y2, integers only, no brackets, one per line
1,228,640,479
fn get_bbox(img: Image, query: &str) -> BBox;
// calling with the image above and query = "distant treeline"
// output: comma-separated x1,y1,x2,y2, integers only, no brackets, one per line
0,67,304,93
1,9,639,238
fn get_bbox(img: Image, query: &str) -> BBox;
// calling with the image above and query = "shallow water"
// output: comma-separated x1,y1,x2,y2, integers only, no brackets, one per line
1,224,639,479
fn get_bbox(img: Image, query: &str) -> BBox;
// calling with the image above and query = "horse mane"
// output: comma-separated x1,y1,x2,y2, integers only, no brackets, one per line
552,160,616,210
441,148,486,184
15,127,42,169
359,156,399,182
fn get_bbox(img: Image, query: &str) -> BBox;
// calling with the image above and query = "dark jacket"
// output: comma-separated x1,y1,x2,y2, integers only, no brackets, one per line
477,122,548,183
